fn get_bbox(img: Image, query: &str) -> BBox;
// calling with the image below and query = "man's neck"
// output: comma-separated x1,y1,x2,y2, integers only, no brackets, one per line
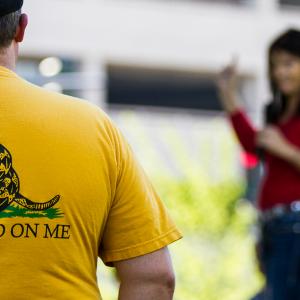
0,45,17,71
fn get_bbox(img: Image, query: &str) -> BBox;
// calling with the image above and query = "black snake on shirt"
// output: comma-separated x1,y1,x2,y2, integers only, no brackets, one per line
0,144,60,212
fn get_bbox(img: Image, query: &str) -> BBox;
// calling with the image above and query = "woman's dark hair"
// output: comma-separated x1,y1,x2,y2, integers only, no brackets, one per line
265,28,300,124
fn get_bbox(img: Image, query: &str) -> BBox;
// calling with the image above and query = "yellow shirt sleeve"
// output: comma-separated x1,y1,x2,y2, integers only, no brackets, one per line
99,120,182,266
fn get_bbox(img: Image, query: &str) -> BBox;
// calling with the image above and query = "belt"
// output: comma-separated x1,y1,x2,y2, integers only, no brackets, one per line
259,201,300,222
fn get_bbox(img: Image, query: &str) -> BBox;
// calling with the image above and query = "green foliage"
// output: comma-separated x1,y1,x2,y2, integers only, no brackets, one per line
98,112,263,299
154,175,246,236
98,174,263,300
154,174,263,300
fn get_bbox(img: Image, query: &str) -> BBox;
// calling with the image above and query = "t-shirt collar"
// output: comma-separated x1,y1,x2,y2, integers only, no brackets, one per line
0,65,19,79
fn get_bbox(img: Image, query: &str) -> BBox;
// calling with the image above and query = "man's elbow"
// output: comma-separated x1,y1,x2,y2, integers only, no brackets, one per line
116,247,176,299
155,268,176,296
165,271,176,296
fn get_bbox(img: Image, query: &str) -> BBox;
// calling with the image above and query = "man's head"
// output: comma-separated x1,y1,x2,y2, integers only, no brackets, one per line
0,10,22,49
0,0,28,68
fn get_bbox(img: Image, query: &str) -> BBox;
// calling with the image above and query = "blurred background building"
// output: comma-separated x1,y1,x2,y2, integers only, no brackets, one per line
20,0,300,196
18,1,300,298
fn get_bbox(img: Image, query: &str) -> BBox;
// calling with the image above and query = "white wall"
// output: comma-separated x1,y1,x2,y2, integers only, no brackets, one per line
20,0,300,116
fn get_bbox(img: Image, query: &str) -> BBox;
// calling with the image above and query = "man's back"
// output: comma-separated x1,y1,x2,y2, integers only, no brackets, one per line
0,66,182,299
0,66,114,299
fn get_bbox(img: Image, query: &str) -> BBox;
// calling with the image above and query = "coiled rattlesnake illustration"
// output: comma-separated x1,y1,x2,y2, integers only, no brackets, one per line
0,144,60,212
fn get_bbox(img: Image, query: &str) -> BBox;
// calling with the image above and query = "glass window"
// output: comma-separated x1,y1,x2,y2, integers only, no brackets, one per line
17,57,82,98
279,0,300,6
107,65,223,112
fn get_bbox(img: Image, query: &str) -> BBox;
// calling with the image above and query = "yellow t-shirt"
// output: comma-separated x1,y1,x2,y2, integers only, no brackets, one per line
0,66,182,299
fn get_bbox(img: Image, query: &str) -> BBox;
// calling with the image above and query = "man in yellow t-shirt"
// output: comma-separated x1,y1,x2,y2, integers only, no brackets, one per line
0,1,182,299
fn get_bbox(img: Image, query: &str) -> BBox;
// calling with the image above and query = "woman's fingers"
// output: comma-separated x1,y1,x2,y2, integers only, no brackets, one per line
256,131,267,147
256,127,278,147
220,55,239,78
217,66,235,90
218,60,238,86
215,55,240,113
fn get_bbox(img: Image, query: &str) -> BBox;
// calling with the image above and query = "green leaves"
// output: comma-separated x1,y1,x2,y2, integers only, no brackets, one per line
154,175,263,300
98,111,263,299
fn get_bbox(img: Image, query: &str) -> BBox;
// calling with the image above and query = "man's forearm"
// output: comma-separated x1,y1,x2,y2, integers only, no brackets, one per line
118,281,175,300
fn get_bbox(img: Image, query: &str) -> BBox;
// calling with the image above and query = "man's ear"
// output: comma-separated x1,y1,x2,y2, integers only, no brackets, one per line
15,14,28,43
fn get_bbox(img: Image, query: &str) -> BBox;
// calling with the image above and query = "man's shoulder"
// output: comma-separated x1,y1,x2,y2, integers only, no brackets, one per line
23,81,109,124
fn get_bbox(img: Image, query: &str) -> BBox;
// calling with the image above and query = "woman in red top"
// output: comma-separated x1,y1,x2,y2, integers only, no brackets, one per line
218,29,300,300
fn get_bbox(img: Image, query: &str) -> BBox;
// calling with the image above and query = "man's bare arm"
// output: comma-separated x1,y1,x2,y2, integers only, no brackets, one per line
114,247,175,300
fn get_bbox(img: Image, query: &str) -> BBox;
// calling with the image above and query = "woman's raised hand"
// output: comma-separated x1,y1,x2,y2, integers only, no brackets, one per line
216,56,240,114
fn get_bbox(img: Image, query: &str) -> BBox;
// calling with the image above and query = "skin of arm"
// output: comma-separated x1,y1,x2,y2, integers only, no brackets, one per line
217,59,259,154
113,247,175,300
216,58,240,114
257,126,300,172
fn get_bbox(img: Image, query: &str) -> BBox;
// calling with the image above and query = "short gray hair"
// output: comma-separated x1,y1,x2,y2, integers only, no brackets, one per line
0,10,21,49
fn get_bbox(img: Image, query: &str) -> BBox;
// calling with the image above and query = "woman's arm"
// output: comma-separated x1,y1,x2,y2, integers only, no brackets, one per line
217,58,258,154
257,126,300,172
229,110,258,154
285,146,300,172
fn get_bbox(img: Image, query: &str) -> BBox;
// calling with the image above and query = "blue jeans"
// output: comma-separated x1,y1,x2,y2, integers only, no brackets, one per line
260,212,300,300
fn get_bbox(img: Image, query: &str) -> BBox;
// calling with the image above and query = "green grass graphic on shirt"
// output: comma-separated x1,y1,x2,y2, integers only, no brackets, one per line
0,204,64,219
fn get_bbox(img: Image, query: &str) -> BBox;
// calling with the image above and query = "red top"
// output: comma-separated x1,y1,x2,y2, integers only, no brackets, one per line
230,109,300,211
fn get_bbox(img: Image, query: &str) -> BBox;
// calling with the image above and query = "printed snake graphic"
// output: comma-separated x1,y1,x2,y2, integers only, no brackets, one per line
0,144,60,212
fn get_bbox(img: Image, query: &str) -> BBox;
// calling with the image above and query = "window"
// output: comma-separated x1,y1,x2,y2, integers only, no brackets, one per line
17,57,82,98
107,65,223,112
279,0,300,6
